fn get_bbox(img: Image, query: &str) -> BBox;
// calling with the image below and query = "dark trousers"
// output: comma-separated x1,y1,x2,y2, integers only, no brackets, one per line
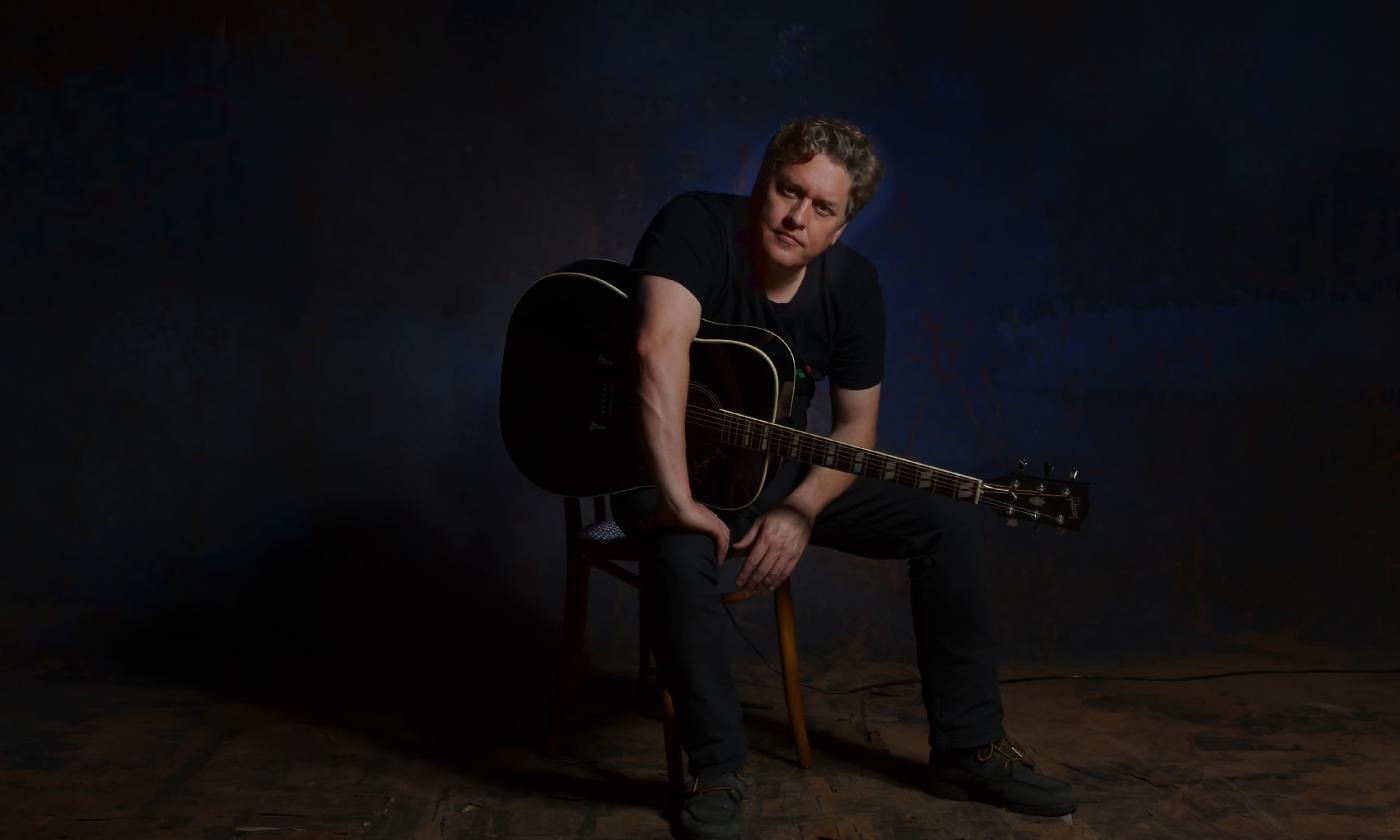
614,459,1005,778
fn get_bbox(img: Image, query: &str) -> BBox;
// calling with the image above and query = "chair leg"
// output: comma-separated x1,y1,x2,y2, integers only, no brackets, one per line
638,607,653,701
774,580,812,769
548,552,591,754
662,688,684,795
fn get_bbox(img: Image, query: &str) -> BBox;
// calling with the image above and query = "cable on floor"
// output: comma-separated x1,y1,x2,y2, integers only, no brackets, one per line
721,601,1400,695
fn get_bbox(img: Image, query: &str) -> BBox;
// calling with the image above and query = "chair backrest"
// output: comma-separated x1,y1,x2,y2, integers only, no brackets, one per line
564,495,617,538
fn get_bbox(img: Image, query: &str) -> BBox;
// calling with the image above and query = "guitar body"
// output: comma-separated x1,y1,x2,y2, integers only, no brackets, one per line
499,259,798,509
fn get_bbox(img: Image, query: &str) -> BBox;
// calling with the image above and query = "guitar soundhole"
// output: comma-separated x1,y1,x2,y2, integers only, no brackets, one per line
686,383,726,480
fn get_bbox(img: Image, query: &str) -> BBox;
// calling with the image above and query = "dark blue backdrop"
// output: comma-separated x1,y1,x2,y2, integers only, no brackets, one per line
3,2,1396,675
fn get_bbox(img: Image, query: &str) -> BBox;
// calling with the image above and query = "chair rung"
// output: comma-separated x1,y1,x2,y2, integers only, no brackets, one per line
591,559,641,588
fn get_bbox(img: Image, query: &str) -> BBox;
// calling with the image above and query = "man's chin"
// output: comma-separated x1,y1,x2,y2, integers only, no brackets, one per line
763,242,809,268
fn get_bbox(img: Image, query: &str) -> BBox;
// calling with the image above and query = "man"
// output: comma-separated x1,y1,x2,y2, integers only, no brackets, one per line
618,117,1074,839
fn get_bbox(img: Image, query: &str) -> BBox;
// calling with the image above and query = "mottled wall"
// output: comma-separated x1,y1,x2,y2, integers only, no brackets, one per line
3,2,1396,677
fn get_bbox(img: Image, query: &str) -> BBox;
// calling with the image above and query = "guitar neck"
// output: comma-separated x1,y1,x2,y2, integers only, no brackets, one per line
690,407,984,503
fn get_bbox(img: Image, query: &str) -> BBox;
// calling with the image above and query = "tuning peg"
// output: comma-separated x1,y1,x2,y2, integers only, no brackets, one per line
1043,462,1054,477
1017,458,1028,473
1069,468,1079,481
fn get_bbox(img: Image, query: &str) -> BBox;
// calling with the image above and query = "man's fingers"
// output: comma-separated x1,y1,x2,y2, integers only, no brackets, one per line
756,551,789,590
738,544,769,589
736,554,757,588
733,521,763,584
732,523,757,553
698,509,729,566
714,528,730,566
766,554,797,590
768,541,804,590
761,557,784,590
749,547,783,592
736,548,756,587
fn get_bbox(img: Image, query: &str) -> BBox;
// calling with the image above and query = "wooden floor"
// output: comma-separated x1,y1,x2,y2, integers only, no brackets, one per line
3,643,1399,839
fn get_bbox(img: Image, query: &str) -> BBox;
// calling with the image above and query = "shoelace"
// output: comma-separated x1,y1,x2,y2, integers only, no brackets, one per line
685,771,746,800
975,737,1033,770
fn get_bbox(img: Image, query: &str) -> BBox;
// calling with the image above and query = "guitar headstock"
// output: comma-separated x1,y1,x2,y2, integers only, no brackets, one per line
981,460,1090,531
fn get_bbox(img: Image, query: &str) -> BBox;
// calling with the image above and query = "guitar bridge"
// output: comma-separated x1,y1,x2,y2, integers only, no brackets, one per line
598,380,613,419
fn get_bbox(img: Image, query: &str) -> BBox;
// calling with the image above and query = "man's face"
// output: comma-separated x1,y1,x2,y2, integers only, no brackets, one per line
753,153,852,270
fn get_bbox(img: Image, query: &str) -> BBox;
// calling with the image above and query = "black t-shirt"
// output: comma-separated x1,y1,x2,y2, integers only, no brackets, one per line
630,191,885,429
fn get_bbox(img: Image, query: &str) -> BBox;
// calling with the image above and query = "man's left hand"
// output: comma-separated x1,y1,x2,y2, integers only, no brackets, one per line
731,504,813,593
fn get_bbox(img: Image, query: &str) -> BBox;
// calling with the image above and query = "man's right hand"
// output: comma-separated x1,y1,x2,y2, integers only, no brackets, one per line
641,497,731,566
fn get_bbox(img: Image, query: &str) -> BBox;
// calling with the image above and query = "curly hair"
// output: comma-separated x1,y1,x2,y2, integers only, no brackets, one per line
756,117,884,220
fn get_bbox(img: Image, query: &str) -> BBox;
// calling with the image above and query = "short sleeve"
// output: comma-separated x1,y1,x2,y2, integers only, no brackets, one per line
630,193,726,314
828,266,885,390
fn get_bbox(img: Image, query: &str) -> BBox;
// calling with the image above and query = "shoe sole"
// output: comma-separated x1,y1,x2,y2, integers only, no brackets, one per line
677,823,742,840
927,780,1076,817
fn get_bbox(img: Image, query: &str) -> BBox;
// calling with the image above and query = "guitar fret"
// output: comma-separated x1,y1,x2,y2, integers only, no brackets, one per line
709,415,983,510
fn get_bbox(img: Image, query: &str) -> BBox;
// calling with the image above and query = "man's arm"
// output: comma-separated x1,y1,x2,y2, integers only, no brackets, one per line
734,382,881,592
634,274,733,562
784,383,881,520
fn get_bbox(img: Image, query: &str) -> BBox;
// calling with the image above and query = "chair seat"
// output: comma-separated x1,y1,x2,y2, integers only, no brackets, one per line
577,518,765,597
578,518,628,543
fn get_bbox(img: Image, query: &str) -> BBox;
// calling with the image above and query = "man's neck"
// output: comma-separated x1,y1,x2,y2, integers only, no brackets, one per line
760,264,806,303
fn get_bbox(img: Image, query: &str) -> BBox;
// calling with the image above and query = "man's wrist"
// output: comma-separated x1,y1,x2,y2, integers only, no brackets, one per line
658,486,695,512
780,495,821,524
784,469,860,523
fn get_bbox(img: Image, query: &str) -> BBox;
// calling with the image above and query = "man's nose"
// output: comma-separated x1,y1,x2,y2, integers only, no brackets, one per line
785,199,810,228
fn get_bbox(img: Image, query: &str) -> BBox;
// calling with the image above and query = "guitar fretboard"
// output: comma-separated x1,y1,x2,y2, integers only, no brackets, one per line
687,406,982,502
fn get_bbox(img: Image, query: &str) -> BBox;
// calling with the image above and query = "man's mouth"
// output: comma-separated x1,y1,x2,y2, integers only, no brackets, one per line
774,229,801,247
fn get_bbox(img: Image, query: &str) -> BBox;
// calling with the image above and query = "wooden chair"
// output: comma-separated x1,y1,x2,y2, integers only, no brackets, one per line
547,495,812,792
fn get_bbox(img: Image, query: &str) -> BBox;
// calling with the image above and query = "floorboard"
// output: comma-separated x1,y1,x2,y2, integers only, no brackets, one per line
3,642,1398,838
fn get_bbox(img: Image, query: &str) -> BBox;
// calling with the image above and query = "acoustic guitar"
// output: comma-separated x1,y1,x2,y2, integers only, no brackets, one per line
500,259,1089,529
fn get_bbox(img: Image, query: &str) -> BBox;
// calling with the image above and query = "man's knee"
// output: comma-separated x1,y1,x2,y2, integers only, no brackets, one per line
906,502,982,574
642,530,723,592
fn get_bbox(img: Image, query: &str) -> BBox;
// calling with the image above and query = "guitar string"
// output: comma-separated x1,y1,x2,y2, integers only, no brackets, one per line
568,396,1077,518
684,404,1068,500
685,410,1001,497
677,406,1078,521
682,412,969,493
681,409,1078,519
682,404,964,480
684,404,1023,494
681,414,1068,521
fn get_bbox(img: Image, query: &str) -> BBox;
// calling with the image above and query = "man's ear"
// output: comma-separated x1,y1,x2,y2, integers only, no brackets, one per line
831,221,850,244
